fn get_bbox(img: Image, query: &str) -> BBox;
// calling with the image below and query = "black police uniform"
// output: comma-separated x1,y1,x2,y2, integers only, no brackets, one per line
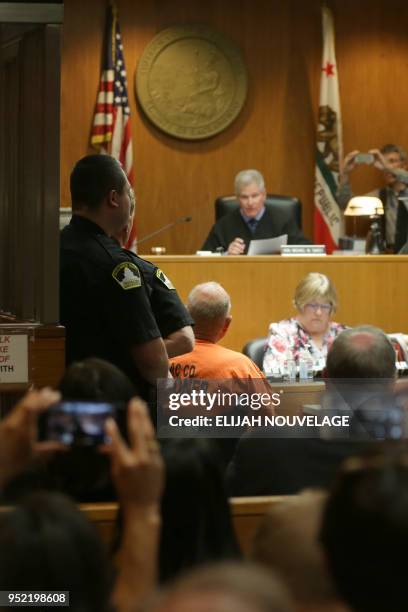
60,216,161,399
122,249,194,338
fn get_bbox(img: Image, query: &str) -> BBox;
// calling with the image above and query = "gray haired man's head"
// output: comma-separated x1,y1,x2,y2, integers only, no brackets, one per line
326,325,396,379
187,282,232,343
234,169,265,195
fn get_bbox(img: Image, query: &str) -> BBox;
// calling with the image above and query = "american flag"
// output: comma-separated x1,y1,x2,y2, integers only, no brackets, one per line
91,3,136,250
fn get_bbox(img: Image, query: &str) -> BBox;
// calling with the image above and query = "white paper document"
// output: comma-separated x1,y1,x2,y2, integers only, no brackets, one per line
247,234,288,255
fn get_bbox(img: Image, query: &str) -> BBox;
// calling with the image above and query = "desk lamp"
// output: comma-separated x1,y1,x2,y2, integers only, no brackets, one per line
344,196,385,254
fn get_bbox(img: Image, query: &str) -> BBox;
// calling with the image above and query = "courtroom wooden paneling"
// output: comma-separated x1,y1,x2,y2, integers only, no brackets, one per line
148,255,408,352
60,0,319,252
60,0,408,254
1,17,61,323
333,0,408,200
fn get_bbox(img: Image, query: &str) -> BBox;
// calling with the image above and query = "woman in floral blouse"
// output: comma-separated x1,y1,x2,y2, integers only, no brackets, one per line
263,272,347,372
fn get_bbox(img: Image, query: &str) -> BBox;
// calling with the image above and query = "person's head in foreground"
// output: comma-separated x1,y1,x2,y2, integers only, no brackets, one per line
59,356,136,401
187,281,232,343
234,169,266,219
2,359,136,503
325,326,399,440
251,490,348,612
320,446,408,612
326,325,396,380
49,357,136,502
293,273,338,338
146,561,294,612
158,439,240,583
0,491,111,612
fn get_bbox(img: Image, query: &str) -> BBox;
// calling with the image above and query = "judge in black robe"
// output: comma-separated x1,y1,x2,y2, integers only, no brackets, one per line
201,206,310,254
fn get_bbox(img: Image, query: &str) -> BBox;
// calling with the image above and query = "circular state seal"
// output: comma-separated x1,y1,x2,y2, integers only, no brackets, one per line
136,25,248,140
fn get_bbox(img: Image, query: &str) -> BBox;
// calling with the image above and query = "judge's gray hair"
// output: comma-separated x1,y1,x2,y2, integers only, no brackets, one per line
234,169,265,195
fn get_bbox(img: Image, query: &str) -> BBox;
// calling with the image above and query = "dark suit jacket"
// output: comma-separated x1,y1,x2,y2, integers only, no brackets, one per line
201,208,310,253
395,199,408,253
378,187,408,252
399,239,408,253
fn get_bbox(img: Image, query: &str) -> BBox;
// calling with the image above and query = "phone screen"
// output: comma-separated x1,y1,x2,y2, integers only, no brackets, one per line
43,401,115,446
355,153,374,164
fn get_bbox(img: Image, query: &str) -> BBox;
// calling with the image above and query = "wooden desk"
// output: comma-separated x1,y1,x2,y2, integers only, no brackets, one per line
271,380,325,416
147,255,408,352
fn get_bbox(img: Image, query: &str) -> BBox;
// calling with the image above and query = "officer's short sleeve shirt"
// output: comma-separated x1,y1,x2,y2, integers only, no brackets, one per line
60,216,161,377
126,253,194,338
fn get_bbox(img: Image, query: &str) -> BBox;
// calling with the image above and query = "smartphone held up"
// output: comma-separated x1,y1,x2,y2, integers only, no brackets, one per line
39,401,126,447
354,153,374,165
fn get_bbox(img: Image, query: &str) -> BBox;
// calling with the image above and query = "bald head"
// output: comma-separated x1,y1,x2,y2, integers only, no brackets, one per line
251,491,340,609
146,562,294,612
187,282,232,342
326,325,396,379
348,332,377,350
152,591,256,612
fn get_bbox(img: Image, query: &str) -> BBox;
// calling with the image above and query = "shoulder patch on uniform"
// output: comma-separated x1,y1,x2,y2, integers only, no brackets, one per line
155,268,175,290
112,262,142,290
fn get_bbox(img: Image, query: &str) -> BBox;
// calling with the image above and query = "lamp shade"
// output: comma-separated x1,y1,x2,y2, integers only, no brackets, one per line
344,196,384,216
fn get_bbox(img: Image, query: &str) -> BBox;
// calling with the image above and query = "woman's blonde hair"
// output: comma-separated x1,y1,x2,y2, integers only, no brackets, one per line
293,272,337,313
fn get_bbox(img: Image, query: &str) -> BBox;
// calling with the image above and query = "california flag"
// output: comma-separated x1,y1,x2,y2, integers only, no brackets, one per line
314,7,343,253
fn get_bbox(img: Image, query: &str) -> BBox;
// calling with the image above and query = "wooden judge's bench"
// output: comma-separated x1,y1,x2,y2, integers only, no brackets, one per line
148,255,408,352
0,255,406,417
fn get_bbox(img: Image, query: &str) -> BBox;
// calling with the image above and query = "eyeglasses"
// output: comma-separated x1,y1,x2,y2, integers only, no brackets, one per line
304,303,332,313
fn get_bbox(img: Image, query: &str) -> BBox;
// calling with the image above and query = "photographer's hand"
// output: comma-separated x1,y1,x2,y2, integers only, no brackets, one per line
0,388,61,489
106,398,164,509
369,148,388,171
340,150,360,179
106,398,164,611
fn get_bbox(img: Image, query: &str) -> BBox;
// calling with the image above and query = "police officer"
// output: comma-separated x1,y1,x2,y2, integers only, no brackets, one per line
60,155,169,400
114,202,194,358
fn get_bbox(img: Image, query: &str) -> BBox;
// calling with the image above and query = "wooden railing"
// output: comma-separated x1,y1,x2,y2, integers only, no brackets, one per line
79,495,291,556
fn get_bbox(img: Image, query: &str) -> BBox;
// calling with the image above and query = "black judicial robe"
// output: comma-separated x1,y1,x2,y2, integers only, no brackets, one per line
201,208,310,253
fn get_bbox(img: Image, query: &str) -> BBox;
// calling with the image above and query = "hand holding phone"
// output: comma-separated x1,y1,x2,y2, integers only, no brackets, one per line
39,401,126,447
341,150,360,174
354,153,374,165
369,148,391,172
0,388,62,488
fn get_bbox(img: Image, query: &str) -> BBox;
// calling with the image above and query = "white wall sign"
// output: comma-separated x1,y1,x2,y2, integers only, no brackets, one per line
0,334,28,383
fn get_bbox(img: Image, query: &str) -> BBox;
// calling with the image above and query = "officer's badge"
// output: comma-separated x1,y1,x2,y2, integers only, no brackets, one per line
112,262,142,290
156,268,175,290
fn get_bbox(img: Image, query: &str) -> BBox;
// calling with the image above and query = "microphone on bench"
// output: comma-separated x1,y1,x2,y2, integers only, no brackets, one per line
135,216,192,248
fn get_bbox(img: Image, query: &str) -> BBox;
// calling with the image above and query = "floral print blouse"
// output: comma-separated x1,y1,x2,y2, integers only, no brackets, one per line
263,318,347,371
